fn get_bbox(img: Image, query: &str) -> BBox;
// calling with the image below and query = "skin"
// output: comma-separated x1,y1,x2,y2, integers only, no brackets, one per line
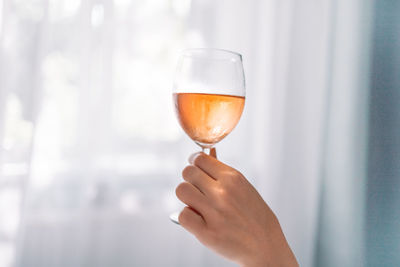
175,149,299,267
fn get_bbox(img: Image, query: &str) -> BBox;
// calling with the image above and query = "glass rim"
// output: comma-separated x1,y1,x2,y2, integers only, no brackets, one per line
180,48,242,60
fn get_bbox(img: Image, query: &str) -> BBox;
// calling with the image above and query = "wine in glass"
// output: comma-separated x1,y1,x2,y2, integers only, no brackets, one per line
170,48,245,224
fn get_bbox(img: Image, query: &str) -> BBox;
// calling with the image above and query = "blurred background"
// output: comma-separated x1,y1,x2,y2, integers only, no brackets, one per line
0,0,399,266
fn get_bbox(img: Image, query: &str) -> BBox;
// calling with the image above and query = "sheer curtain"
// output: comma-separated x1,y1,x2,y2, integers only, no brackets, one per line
0,0,373,266
201,0,372,266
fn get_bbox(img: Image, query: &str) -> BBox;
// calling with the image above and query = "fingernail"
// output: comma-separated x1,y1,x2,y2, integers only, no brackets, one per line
189,152,202,164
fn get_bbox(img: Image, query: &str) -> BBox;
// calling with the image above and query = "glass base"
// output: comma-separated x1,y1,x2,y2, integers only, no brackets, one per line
169,211,180,225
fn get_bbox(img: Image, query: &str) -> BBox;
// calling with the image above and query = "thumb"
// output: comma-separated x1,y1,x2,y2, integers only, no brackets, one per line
210,147,217,159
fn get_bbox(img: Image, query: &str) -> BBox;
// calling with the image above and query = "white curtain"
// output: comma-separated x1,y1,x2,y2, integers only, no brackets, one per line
0,0,373,266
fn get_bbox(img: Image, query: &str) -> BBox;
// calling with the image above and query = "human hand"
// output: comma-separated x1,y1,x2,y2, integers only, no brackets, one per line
175,151,298,267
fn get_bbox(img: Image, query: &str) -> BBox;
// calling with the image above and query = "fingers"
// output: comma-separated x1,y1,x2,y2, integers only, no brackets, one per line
179,206,206,235
175,182,209,215
189,152,231,180
182,165,216,195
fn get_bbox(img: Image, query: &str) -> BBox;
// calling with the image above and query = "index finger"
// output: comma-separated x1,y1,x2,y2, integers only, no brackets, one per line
188,152,231,180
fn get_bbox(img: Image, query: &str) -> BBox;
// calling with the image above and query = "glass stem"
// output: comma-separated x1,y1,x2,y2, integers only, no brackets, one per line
202,147,209,155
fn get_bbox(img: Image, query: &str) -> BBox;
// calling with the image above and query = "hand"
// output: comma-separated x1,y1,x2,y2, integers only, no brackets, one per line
175,150,298,267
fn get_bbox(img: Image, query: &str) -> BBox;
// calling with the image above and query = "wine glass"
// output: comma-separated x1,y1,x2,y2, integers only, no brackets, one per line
170,48,246,224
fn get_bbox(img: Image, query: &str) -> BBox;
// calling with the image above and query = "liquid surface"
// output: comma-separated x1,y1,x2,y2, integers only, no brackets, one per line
173,92,245,147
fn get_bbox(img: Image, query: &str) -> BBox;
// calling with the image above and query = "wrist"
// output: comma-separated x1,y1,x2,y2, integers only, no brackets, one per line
240,236,298,267
242,256,298,267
